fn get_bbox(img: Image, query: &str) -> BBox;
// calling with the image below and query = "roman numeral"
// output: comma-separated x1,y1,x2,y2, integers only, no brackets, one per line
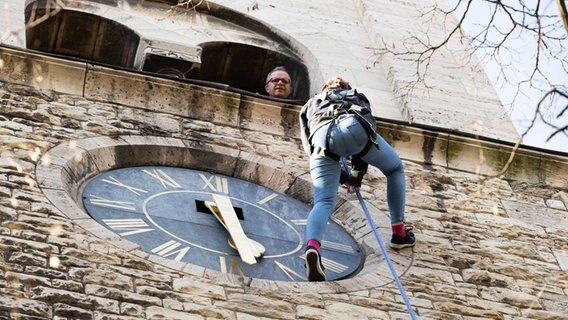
219,256,245,277
274,261,306,281
142,169,181,189
257,193,278,205
151,240,190,261
199,173,229,194
321,240,355,254
291,219,307,226
291,220,330,226
102,177,148,196
88,196,136,211
103,219,154,236
299,254,348,274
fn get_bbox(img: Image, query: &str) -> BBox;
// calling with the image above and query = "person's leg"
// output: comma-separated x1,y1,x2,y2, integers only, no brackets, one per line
304,153,340,281
360,133,415,248
360,133,405,223
306,121,355,281
305,154,341,243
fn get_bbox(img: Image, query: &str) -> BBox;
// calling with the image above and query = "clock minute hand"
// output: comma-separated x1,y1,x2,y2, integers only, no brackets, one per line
211,194,257,265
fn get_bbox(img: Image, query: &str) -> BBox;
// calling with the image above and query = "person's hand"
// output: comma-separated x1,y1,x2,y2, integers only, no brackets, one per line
347,184,359,193
347,170,364,193
339,169,348,185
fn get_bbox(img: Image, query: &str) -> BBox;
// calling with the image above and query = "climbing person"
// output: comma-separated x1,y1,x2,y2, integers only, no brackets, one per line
299,76,416,281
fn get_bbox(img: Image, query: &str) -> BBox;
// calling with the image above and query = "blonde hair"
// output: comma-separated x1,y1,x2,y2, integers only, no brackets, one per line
323,76,351,90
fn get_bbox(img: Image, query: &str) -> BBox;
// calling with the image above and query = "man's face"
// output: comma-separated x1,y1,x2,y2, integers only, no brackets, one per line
265,71,293,99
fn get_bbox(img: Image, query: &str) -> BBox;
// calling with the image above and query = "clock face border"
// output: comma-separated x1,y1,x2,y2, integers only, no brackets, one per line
36,135,414,293
80,165,363,281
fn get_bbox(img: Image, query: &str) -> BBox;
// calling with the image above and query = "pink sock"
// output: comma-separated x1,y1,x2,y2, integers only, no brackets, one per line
307,239,321,251
392,223,406,237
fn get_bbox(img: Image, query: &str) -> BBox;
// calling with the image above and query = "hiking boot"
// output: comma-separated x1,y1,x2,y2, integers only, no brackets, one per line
390,226,416,249
305,246,326,281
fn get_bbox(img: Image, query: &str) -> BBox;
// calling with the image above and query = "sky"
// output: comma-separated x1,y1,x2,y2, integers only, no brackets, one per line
448,0,568,153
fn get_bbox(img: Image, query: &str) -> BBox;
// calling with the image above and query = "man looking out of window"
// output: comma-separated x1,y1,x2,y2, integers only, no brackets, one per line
265,66,293,99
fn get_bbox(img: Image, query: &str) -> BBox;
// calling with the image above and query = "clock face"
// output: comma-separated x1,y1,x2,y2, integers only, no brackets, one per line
81,166,362,281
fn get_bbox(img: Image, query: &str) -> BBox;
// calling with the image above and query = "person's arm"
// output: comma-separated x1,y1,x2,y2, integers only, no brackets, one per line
348,90,371,191
299,101,313,156
347,156,368,191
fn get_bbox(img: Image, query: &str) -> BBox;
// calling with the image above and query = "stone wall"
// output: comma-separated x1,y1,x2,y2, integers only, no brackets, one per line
1,50,568,319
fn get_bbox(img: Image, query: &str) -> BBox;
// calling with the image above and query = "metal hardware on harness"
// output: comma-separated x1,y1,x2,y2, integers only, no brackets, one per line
312,145,340,162
332,103,349,118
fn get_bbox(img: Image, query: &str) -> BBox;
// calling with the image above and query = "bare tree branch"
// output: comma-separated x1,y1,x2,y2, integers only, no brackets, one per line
375,0,568,152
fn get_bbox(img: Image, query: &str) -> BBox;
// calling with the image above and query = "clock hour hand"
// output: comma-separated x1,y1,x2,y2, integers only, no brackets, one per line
204,200,265,258
210,194,258,264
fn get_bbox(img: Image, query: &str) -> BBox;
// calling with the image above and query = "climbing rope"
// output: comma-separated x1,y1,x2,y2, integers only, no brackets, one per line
341,158,418,320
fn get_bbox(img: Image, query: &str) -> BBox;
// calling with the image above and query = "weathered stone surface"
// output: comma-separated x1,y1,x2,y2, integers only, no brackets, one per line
215,293,295,319
61,247,122,265
82,269,134,291
0,295,52,318
182,302,235,319
7,251,46,267
479,287,541,308
84,284,161,307
328,302,390,319
145,306,204,320
462,269,518,289
173,277,226,300
120,302,145,317
31,286,120,313
94,312,145,320
53,303,93,319
521,309,568,320
433,300,502,318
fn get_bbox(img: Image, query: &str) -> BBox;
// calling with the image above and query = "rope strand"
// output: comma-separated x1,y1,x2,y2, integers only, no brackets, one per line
341,158,417,320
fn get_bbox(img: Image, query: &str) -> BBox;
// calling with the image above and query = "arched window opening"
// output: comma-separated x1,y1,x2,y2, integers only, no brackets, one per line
25,8,139,68
197,42,309,100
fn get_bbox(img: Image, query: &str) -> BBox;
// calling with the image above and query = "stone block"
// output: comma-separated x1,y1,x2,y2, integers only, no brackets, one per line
546,199,566,210
378,123,449,168
0,295,52,318
239,95,301,138
84,65,240,125
234,151,303,195
446,135,544,184
540,153,568,189
503,200,568,230
85,284,160,307
146,306,204,320
0,47,86,95
214,293,295,320
553,250,568,271
172,276,226,300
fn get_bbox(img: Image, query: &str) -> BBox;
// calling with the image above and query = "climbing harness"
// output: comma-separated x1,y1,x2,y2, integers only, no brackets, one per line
311,90,379,161
341,157,418,320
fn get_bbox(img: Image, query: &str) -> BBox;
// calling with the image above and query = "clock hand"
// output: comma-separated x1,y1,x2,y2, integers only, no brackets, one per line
210,195,258,264
228,236,266,258
204,200,229,229
204,201,265,258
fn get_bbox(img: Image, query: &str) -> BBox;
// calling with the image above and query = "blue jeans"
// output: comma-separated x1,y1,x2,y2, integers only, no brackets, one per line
306,115,406,241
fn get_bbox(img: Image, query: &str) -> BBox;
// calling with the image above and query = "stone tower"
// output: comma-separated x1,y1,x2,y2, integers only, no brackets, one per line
1,1,567,319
